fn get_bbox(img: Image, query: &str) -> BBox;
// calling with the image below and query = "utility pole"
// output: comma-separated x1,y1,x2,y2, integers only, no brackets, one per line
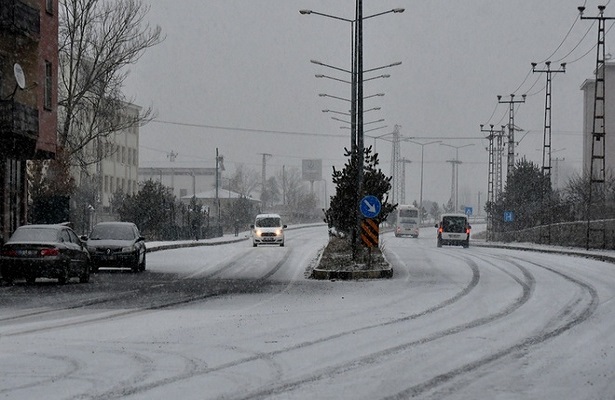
446,158,462,211
258,153,272,210
579,5,614,249
215,148,224,234
398,157,411,205
498,94,526,177
389,124,401,204
481,124,497,241
532,61,566,244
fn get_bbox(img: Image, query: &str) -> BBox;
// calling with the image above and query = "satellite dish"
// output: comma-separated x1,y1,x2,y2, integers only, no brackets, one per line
14,63,26,89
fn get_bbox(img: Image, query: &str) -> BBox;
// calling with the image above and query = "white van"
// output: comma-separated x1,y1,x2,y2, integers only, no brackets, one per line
395,204,420,238
250,213,287,247
435,213,471,248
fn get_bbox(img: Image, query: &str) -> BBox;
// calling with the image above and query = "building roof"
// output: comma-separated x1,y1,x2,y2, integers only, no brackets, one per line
181,189,260,202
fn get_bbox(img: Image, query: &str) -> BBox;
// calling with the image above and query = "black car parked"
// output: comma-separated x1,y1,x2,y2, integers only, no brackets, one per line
83,222,146,273
0,224,91,284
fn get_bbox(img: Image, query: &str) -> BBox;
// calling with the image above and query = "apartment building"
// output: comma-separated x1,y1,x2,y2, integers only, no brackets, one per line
580,62,615,177
0,0,58,242
73,103,141,226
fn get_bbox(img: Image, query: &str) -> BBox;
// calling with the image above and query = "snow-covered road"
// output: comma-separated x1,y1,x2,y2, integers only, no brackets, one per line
1,225,614,399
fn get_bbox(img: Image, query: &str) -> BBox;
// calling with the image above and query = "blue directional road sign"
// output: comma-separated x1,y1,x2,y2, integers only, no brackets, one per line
360,195,381,218
504,211,514,222
465,207,473,216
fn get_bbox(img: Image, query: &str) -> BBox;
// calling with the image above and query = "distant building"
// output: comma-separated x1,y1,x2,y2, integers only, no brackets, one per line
73,103,141,226
138,165,219,200
0,0,58,241
580,62,615,177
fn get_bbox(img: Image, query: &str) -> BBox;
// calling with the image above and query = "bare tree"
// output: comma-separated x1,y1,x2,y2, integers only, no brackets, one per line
227,164,260,198
58,0,164,170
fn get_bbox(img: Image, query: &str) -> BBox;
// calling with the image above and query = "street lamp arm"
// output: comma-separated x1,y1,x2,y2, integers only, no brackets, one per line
301,8,404,22
311,59,352,74
315,74,351,84
363,8,405,20
299,9,354,23
364,61,402,74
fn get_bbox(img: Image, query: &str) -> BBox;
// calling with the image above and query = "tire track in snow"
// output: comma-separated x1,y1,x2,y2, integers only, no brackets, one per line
74,255,481,400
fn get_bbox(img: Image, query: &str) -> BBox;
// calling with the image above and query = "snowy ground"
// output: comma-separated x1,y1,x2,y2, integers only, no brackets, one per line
1,224,614,399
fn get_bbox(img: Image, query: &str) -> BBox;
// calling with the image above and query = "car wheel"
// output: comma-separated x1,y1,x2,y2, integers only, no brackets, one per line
57,265,69,284
280,242,285,247
253,242,257,247
79,264,90,283
139,252,146,272
131,253,141,273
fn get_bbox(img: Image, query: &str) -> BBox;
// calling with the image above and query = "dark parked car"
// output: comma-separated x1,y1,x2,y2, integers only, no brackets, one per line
0,224,91,284
83,222,146,273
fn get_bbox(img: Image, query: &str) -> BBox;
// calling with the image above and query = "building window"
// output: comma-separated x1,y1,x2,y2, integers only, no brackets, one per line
44,61,52,110
46,0,53,13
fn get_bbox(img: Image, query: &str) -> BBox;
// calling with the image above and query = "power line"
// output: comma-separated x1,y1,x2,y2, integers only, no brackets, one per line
151,119,348,139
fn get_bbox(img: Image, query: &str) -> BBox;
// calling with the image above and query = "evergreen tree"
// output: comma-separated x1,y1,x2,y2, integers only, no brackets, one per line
325,146,395,236
492,157,551,231
118,180,175,239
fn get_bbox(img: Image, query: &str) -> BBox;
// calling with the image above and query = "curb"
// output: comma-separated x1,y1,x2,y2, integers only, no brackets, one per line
311,266,393,280
146,236,248,253
472,241,615,264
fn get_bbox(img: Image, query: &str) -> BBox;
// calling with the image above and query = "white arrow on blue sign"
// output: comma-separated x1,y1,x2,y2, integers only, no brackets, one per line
360,195,381,218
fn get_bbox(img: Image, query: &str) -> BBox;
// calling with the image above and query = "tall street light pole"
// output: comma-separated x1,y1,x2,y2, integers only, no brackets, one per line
440,143,474,212
406,140,441,224
301,3,404,255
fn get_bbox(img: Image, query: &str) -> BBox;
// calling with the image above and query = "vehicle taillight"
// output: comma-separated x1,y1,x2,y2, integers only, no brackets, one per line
1,249,17,257
466,228,471,234
438,227,443,233
40,248,60,257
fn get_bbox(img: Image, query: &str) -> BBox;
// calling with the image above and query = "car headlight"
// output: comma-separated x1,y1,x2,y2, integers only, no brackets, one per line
255,229,262,237
275,229,282,236
121,245,135,252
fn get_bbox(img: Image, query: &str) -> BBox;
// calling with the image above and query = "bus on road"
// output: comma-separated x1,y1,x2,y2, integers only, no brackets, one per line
395,204,420,238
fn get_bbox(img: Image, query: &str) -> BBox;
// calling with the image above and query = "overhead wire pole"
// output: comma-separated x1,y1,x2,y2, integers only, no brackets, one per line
389,124,401,205
497,94,526,177
532,61,566,244
579,5,613,249
398,158,412,205
481,124,498,241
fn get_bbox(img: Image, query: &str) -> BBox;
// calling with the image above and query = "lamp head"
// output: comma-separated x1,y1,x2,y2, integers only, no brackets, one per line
299,9,312,15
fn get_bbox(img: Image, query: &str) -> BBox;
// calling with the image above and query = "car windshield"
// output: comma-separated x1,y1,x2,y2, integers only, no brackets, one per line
399,209,418,218
255,217,281,228
442,217,467,233
89,225,135,241
8,227,58,242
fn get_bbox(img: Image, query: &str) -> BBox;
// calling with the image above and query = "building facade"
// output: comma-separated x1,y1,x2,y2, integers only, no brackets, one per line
0,0,58,242
138,166,218,200
72,103,141,228
581,62,615,177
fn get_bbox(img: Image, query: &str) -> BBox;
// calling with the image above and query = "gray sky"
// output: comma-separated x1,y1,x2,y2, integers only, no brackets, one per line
125,0,609,210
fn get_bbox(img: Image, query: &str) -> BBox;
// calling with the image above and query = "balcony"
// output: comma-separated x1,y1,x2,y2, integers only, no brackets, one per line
0,100,39,156
0,0,40,39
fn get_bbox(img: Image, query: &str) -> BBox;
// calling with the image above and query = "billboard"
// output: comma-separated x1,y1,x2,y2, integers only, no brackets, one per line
302,159,322,181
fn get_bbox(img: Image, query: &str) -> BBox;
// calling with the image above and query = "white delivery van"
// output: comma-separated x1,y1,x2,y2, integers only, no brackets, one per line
435,213,471,248
395,204,420,237
250,213,287,247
